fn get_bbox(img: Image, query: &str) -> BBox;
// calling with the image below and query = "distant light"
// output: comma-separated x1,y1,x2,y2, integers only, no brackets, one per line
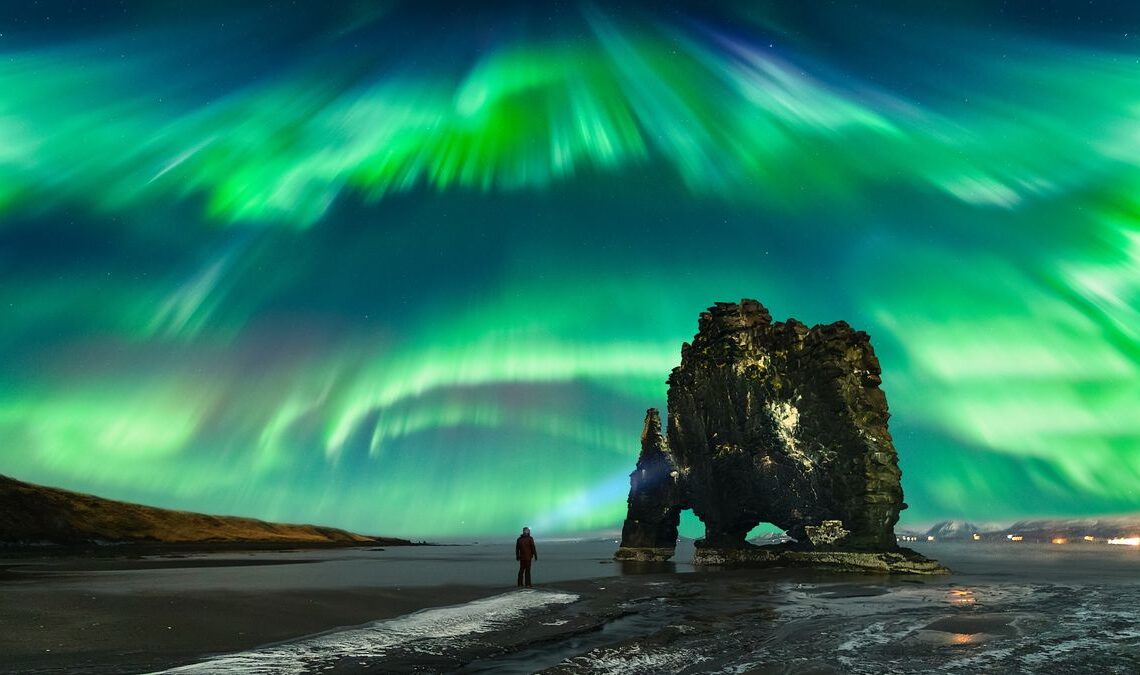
1083,535,1095,542
1010,535,1023,542
972,533,981,541
1052,537,1067,545
1107,537,1140,546
927,535,935,541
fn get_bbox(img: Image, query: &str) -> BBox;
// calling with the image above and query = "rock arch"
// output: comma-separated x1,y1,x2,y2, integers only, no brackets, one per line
616,300,909,563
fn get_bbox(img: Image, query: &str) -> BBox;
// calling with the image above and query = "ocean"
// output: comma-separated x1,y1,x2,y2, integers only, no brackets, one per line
131,540,1139,674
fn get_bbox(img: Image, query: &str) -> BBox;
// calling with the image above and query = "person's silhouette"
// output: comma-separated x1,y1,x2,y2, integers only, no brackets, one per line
515,526,538,587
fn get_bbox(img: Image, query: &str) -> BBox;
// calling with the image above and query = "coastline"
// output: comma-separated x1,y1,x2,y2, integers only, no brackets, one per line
2,550,497,674
0,540,935,674
6,542,1136,673
2,540,618,674
0,541,913,673
0,539,645,673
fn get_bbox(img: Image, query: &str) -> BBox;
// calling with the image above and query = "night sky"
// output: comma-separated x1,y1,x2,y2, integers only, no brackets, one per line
2,1,1138,538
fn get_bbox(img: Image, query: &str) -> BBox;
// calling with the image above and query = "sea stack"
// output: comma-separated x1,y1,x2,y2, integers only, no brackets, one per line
615,300,946,574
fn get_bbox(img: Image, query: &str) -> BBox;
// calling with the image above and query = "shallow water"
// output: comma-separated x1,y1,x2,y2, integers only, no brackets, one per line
145,541,1139,673
22,539,678,593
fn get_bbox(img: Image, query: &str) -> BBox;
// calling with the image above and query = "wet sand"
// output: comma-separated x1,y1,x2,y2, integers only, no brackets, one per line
0,546,965,673
1,552,496,674
3,541,1138,673
0,540,641,673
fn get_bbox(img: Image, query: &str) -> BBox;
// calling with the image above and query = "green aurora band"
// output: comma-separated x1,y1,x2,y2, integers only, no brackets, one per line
0,2,1137,537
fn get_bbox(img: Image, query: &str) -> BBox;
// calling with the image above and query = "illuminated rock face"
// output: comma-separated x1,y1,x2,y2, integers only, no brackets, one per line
616,300,905,560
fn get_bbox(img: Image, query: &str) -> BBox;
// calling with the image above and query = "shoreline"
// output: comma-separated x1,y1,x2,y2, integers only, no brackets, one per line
8,542,1128,673
0,543,630,674
0,541,900,673
2,569,504,673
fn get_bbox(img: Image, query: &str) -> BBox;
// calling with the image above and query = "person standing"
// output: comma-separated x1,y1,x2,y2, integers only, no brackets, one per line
515,526,538,587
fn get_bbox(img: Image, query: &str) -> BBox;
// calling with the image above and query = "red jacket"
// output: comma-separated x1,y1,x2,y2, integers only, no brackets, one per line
516,534,537,562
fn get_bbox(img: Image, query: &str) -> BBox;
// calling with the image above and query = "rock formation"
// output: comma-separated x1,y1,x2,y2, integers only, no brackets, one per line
617,409,685,559
615,300,946,574
804,520,851,547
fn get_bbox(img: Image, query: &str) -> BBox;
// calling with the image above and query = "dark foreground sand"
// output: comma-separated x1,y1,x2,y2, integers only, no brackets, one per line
1,552,498,674
6,542,1138,674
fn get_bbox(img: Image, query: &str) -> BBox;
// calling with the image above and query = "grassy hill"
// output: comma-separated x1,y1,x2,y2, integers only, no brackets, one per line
0,474,408,548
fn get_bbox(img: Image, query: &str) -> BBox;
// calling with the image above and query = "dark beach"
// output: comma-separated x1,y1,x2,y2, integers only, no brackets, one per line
0,549,485,674
3,540,1139,674
1,540,655,674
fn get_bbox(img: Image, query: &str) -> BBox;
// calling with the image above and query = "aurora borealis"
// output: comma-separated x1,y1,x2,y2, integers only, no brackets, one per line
2,1,1138,538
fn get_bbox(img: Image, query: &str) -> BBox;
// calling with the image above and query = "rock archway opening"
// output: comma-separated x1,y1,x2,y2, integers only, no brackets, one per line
745,522,786,542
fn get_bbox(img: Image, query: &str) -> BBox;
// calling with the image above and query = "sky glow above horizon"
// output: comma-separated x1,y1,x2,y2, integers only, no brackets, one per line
1,1,1138,537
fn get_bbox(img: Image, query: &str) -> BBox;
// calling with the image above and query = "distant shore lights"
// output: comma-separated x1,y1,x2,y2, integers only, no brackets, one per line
1107,537,1140,546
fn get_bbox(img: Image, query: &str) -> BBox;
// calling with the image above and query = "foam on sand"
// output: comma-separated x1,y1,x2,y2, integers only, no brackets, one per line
153,589,579,674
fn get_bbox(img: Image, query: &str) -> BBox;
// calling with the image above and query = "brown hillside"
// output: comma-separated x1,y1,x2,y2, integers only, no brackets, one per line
0,474,408,547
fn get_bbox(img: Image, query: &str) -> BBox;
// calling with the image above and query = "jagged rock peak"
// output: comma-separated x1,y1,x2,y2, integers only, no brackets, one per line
635,408,668,469
695,299,773,336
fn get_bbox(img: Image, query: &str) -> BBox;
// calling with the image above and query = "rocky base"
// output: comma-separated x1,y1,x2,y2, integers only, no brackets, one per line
614,546,677,562
693,546,949,575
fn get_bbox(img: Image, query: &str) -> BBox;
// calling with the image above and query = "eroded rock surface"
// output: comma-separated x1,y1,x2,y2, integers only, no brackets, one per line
614,410,685,561
616,300,944,573
804,520,851,547
692,545,948,574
